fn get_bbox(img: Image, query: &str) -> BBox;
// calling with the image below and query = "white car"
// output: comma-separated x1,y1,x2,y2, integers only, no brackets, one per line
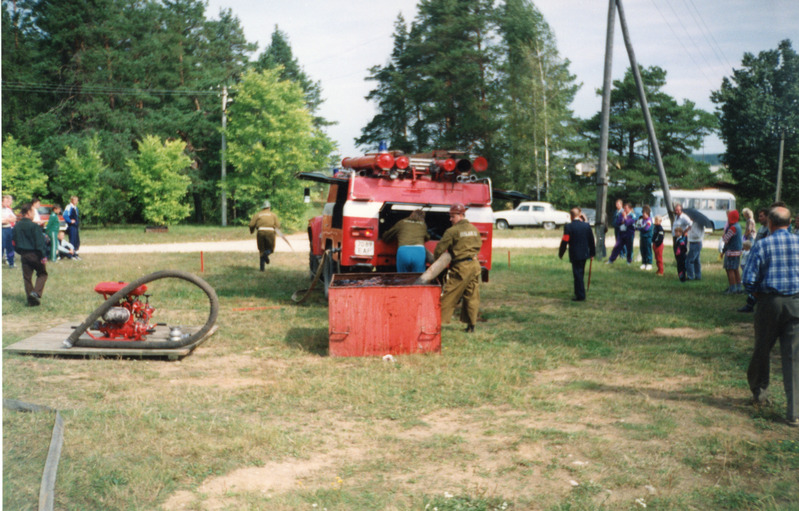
493,201,570,230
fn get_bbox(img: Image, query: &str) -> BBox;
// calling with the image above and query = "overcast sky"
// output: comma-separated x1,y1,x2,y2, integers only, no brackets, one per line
206,0,799,161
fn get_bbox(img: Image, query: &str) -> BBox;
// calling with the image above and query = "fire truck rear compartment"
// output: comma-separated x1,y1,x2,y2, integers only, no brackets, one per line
378,202,451,241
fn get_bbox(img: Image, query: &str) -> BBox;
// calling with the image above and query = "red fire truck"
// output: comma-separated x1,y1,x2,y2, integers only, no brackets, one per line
298,149,529,296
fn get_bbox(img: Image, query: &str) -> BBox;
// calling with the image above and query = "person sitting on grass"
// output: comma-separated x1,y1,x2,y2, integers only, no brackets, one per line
56,230,78,260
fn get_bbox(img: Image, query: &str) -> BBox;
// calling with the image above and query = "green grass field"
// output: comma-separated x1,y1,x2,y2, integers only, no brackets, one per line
3,229,797,510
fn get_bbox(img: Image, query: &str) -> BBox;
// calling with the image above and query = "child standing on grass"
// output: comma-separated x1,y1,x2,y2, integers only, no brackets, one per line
652,216,665,276
721,209,743,294
636,205,653,270
673,226,687,282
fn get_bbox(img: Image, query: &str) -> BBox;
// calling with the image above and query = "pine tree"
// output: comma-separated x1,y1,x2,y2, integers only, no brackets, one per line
254,27,330,129
583,65,717,204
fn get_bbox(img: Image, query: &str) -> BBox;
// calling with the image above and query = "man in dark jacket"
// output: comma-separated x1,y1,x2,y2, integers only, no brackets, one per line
559,207,596,302
12,203,48,306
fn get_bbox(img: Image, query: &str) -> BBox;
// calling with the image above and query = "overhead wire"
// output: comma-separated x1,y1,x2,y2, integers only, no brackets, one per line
647,0,717,90
662,0,718,72
683,0,735,72
2,81,222,96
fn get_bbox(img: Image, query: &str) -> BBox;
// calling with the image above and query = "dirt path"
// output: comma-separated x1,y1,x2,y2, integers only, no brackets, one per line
79,233,638,254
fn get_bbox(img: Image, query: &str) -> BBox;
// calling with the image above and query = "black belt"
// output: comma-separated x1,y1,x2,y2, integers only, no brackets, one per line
451,256,475,264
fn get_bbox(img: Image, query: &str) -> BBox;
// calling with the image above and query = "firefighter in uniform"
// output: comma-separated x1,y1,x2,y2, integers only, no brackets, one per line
249,200,280,271
434,203,483,332
381,209,430,272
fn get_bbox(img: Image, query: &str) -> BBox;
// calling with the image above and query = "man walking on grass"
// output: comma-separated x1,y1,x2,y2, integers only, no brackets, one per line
559,207,596,302
742,205,799,427
12,203,48,306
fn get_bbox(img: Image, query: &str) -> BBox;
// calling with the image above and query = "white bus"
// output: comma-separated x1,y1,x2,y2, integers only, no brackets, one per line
650,189,736,232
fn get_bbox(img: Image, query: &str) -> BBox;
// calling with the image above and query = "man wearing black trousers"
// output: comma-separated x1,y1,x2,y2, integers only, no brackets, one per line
559,207,596,302
12,203,48,306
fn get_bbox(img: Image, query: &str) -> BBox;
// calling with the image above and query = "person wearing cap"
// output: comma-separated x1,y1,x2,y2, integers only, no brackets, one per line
559,207,596,301
381,209,430,272
434,203,483,332
249,200,280,271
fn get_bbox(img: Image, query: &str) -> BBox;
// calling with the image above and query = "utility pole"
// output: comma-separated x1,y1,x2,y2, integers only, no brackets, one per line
615,0,674,222
221,85,228,227
595,0,616,259
776,129,785,202
596,0,678,252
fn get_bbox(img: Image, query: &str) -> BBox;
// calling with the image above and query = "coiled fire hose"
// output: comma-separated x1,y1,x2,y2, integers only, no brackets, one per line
63,270,219,349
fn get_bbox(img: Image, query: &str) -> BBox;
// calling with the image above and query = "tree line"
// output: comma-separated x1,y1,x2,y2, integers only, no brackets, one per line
2,0,332,227
2,0,796,227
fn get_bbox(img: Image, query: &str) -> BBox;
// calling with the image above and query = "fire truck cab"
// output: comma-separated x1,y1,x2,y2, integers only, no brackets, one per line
298,150,526,296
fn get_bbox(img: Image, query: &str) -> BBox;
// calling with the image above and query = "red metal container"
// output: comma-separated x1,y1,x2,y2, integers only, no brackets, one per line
328,273,441,357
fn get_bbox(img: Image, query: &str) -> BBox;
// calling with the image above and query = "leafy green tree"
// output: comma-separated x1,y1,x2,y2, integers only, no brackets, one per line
225,68,333,227
582,65,717,204
497,0,580,200
3,0,256,223
1,0,54,136
712,39,799,205
52,134,109,224
1,135,48,202
127,135,192,226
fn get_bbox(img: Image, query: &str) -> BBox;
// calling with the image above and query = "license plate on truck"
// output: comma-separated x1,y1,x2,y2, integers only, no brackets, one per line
354,240,374,256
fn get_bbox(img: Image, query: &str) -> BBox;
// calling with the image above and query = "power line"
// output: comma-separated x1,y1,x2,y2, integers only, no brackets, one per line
662,0,718,73
683,0,735,72
646,0,717,90
1,81,222,96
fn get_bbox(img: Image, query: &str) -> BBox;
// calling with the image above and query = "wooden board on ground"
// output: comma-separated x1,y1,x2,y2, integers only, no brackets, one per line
4,323,218,360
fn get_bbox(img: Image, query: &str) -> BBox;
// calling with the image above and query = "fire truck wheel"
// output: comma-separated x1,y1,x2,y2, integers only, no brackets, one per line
63,270,219,350
496,219,509,230
309,253,321,279
322,251,338,300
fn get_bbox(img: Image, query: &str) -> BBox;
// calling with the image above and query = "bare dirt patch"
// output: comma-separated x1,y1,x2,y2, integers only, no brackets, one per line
162,359,761,510
652,327,723,339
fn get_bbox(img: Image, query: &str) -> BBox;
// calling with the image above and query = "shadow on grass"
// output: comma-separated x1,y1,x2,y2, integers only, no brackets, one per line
567,380,789,424
284,327,328,356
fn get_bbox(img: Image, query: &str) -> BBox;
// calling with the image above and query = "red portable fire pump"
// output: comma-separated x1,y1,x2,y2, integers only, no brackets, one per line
63,270,220,350
86,281,156,341
297,148,530,297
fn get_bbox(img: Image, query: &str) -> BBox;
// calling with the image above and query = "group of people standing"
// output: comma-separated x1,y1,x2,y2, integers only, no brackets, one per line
560,199,799,427
2,194,81,307
606,199,704,282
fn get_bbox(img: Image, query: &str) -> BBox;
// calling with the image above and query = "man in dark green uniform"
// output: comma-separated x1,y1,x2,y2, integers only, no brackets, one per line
381,209,430,272
249,200,280,271
434,203,483,332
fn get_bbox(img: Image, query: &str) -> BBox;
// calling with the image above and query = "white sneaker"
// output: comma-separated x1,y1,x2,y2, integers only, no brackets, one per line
640,264,646,270
645,264,652,270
